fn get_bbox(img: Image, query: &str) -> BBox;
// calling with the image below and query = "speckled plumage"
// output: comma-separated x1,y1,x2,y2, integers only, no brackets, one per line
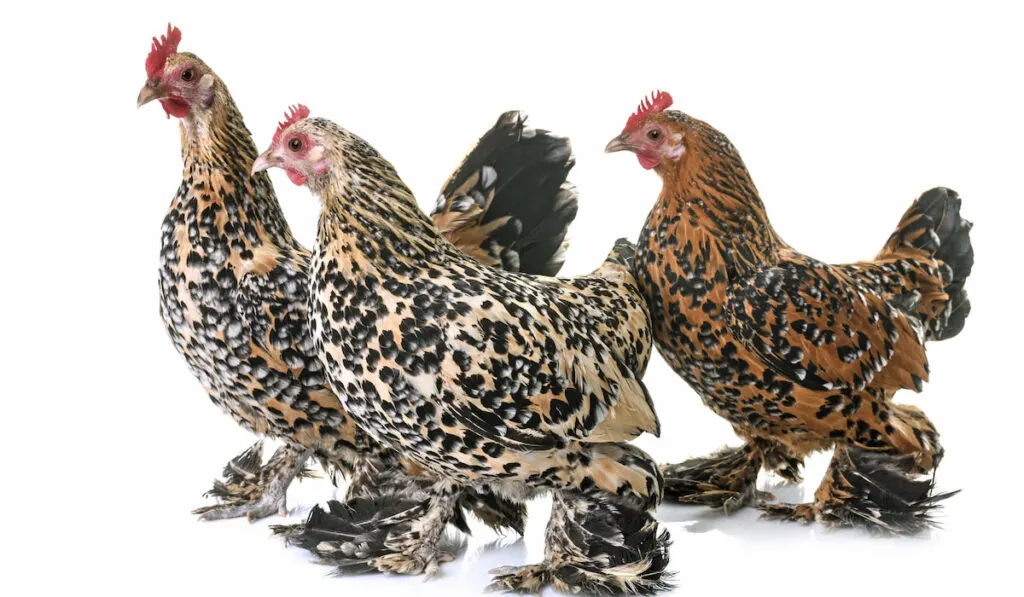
155,54,360,482
260,114,670,592
488,492,672,595
617,107,973,534
145,45,579,527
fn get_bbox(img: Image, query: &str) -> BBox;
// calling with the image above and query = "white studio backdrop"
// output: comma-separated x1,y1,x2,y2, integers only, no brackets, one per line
1,1,1021,595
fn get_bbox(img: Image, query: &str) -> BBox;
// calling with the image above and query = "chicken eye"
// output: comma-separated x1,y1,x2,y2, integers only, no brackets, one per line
647,129,661,141
181,69,194,82
288,138,303,152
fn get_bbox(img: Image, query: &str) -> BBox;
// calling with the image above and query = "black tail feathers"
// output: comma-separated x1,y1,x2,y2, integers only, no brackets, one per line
433,111,579,277
891,187,975,340
605,238,639,272
920,188,974,339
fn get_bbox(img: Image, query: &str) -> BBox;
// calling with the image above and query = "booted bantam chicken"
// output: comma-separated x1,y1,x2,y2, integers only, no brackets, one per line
606,91,973,534
138,24,578,534
254,108,671,594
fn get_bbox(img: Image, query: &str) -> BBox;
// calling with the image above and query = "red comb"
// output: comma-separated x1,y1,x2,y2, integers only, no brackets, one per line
623,90,674,132
273,105,311,143
146,23,182,80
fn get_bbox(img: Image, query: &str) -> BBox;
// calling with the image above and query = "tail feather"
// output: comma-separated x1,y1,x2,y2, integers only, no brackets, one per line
432,111,579,276
896,187,974,340
932,196,974,340
858,187,974,341
605,238,638,272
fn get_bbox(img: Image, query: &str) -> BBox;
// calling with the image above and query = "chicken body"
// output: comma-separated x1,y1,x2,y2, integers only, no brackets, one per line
609,98,972,533
258,115,670,592
142,31,578,526
155,61,347,520
306,121,657,495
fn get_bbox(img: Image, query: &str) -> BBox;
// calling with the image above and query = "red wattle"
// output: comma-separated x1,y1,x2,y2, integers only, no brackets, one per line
286,169,308,186
160,98,191,119
637,155,660,170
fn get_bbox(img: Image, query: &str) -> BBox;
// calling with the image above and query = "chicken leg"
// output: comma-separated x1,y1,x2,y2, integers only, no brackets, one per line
193,443,313,521
760,443,957,534
662,439,800,513
488,491,671,595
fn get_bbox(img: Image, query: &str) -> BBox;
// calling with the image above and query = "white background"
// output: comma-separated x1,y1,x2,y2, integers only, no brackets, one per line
2,1,1021,595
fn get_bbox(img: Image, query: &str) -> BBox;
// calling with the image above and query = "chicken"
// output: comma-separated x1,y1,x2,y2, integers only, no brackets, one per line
137,24,579,533
254,108,671,594
605,91,973,534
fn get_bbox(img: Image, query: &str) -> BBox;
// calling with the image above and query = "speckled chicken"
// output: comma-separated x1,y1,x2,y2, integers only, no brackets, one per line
254,108,671,594
137,25,578,531
606,91,973,534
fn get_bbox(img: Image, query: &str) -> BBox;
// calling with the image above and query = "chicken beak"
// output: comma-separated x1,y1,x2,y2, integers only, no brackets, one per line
604,134,633,154
137,80,169,108
251,150,276,176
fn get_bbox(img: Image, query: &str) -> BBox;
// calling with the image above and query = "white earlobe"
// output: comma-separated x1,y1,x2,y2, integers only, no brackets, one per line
308,146,329,175
667,138,686,161
199,74,216,107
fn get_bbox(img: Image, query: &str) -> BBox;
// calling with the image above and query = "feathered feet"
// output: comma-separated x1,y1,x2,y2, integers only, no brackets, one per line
488,492,672,596
759,445,958,535
273,480,463,577
458,486,528,536
346,451,527,536
661,444,777,513
193,442,313,521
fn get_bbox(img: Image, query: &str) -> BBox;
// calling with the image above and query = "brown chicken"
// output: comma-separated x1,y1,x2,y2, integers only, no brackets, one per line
606,91,973,534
